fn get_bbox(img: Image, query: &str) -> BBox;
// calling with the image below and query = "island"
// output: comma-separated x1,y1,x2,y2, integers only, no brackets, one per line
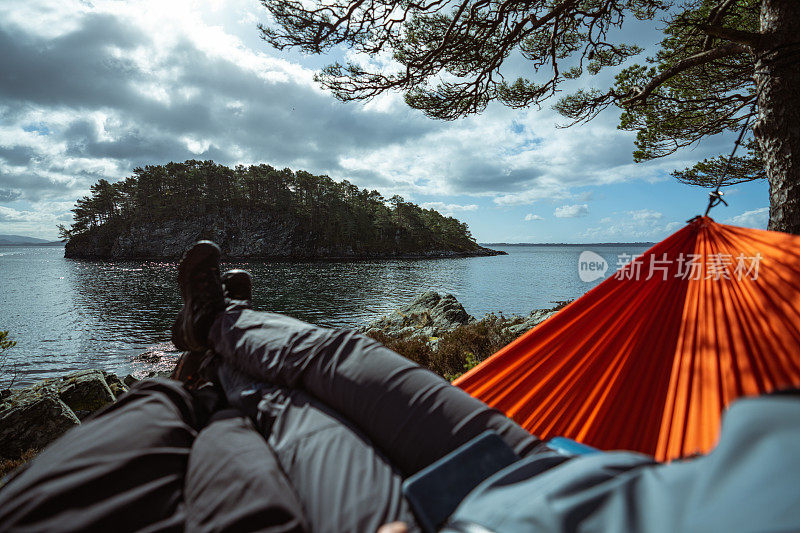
61,160,504,260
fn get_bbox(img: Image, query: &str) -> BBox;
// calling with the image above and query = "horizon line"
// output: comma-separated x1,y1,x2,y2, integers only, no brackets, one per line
480,242,656,247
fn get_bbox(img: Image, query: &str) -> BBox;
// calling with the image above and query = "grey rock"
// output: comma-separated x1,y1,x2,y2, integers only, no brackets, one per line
122,374,139,387
361,291,475,339
55,370,116,420
0,369,141,460
26,370,117,421
103,371,128,399
0,388,80,459
361,292,560,351
501,309,558,337
65,211,300,259
145,371,173,379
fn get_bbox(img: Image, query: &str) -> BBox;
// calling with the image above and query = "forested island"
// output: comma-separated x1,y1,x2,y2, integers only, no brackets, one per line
61,160,502,260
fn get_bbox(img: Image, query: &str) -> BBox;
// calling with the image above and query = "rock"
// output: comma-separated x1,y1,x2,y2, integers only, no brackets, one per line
362,292,562,350
55,370,117,420
501,309,558,337
361,291,475,339
25,370,117,421
408,291,474,331
0,369,147,461
0,388,80,459
138,351,162,364
103,371,128,399
122,374,139,387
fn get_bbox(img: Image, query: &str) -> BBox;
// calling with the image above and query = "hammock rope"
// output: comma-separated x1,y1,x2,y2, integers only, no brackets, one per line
703,104,755,217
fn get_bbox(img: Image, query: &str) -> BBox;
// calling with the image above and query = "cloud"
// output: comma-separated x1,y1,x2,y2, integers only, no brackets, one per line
725,207,769,229
664,221,683,233
0,0,438,208
0,0,748,239
0,189,21,202
0,206,38,222
0,202,74,238
629,209,663,223
524,213,543,221
554,204,589,218
420,202,479,216
0,203,73,222
581,209,681,241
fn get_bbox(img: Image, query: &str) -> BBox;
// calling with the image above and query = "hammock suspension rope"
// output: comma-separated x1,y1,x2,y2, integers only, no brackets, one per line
703,103,755,217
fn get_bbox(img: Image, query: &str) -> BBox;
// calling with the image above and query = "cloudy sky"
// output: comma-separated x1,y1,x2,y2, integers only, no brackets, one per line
0,0,768,242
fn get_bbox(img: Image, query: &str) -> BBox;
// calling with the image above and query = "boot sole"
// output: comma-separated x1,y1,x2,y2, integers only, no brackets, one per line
178,241,222,298
176,241,223,350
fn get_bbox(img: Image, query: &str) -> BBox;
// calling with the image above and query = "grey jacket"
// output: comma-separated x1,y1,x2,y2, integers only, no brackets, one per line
445,392,800,532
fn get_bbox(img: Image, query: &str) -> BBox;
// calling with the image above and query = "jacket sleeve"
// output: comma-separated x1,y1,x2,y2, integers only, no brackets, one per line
443,395,800,533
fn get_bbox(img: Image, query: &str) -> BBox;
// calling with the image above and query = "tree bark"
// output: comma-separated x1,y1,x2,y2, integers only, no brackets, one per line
754,0,800,234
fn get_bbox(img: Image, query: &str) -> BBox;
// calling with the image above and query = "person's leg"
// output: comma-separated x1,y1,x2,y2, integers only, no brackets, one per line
184,409,309,533
217,375,418,533
171,242,537,531
0,379,209,532
209,305,545,477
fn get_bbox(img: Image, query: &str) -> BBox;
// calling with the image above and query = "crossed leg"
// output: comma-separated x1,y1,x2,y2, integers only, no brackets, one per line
209,306,546,532
0,380,307,533
210,305,544,477
185,408,308,533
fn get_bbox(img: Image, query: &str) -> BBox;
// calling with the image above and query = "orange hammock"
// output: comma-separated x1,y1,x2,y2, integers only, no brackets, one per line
453,217,800,461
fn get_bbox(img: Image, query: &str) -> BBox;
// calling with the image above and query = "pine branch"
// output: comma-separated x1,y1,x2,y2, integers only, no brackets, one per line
700,24,762,47
622,42,749,105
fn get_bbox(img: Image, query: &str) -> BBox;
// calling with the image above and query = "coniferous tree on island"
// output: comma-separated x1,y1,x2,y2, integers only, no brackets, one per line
259,0,800,233
59,160,496,259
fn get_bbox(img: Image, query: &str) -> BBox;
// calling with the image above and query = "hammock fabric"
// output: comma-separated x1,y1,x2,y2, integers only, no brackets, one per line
453,216,800,461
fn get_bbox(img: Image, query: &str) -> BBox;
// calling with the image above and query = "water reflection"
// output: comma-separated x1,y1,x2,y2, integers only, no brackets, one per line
239,258,476,327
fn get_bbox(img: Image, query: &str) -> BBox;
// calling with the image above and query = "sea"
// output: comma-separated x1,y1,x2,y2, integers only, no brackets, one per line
0,243,651,386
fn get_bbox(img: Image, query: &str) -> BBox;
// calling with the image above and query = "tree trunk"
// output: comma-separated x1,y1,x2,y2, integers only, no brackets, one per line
755,0,800,234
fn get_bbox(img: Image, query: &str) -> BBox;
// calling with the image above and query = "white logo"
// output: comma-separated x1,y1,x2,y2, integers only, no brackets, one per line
578,251,608,282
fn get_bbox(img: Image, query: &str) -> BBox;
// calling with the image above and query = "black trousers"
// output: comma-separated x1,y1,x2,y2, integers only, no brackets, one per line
0,308,543,532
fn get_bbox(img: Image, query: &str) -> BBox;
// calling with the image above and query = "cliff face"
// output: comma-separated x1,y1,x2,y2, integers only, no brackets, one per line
66,211,296,259
65,210,503,260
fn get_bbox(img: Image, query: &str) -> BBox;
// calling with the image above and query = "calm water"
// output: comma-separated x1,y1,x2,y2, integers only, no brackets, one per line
0,244,649,385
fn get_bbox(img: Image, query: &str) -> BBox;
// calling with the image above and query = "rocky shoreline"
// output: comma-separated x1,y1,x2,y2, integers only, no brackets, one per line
64,214,505,260
1,292,561,472
360,291,558,342
0,369,165,465
66,247,507,261
359,291,562,379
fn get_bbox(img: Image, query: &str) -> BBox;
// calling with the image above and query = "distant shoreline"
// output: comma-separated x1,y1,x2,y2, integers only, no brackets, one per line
2,242,656,249
63,248,507,261
480,242,655,247
0,242,65,247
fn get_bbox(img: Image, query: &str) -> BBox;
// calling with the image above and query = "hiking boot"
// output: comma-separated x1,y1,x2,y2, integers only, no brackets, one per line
171,241,225,352
222,269,252,303
170,349,208,389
